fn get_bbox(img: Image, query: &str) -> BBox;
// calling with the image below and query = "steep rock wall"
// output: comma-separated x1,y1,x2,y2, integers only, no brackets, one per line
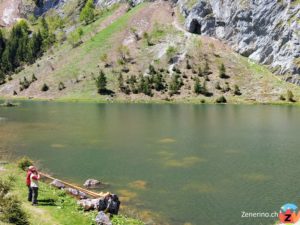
179,0,300,84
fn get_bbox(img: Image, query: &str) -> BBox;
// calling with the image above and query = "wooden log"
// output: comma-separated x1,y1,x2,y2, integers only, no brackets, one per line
39,172,109,198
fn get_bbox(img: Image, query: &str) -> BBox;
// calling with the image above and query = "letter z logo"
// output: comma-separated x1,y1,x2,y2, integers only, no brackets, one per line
284,214,292,222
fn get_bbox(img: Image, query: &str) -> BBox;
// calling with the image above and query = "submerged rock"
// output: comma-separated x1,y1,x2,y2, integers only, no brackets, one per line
50,179,65,189
83,179,103,189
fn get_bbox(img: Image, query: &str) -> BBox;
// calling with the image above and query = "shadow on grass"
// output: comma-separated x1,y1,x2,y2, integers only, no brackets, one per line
38,198,56,206
98,89,115,96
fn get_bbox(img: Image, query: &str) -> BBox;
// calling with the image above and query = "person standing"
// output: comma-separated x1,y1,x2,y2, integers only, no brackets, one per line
30,167,40,206
26,166,34,202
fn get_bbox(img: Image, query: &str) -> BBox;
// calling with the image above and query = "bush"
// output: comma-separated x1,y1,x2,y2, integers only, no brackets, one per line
17,157,33,171
0,195,29,225
166,46,177,61
198,66,203,77
203,61,210,75
216,96,227,103
186,60,192,69
41,83,49,92
222,82,230,93
0,179,11,197
287,90,296,102
58,82,65,91
80,0,95,24
219,63,229,79
31,73,37,82
95,70,107,94
169,74,183,95
233,84,241,95
194,77,202,94
279,94,286,101
215,81,221,90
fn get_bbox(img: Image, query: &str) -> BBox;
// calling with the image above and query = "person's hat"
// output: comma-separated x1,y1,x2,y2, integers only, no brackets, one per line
28,166,36,171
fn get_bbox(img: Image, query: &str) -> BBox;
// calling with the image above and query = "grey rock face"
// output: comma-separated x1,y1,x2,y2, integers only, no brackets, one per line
180,0,300,83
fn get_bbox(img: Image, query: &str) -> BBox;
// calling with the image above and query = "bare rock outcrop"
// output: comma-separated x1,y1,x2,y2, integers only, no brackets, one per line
179,0,300,84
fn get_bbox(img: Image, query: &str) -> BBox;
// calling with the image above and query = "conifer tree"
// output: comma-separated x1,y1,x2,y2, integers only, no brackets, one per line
95,70,107,93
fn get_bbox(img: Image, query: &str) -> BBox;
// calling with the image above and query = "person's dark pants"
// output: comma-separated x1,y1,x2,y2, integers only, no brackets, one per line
27,186,32,202
32,187,39,204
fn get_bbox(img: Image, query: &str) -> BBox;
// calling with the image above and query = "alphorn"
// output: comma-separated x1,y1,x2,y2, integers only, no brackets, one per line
39,172,109,198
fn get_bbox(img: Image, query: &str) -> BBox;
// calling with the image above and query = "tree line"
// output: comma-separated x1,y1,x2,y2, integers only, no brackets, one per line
0,18,55,84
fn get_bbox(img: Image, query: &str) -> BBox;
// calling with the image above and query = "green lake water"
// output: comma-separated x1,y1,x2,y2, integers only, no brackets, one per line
1,101,300,225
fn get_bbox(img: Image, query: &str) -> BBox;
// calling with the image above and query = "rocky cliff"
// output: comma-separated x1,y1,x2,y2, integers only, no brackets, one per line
179,0,300,84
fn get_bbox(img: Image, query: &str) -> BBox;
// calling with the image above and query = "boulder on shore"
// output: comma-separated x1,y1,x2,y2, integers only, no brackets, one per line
77,198,100,211
66,187,88,199
50,179,65,189
83,179,103,189
95,211,112,225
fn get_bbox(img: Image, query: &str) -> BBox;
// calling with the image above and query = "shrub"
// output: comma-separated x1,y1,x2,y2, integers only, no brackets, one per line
148,64,156,75
118,73,124,91
203,61,210,75
198,66,203,77
80,0,95,24
222,82,230,92
22,77,30,89
215,81,221,90
233,84,241,95
17,157,33,171
219,63,229,79
279,94,286,101
186,60,192,69
41,83,49,92
143,32,153,46
95,70,107,94
0,195,29,225
153,73,165,91
194,77,202,94
216,96,227,103
0,179,11,197
31,73,37,82
58,82,65,91
166,46,177,61
169,74,183,95
138,76,152,96
287,90,295,102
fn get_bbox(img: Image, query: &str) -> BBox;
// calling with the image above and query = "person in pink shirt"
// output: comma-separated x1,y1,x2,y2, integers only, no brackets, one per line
30,167,40,206
26,166,35,202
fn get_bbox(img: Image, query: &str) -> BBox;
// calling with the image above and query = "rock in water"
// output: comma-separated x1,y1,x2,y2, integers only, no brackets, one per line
95,211,112,225
77,198,100,211
50,179,65,189
84,179,102,189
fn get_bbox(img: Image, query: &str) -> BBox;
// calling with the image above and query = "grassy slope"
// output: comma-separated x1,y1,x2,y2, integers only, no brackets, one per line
0,3,147,101
0,2,300,104
0,163,143,225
